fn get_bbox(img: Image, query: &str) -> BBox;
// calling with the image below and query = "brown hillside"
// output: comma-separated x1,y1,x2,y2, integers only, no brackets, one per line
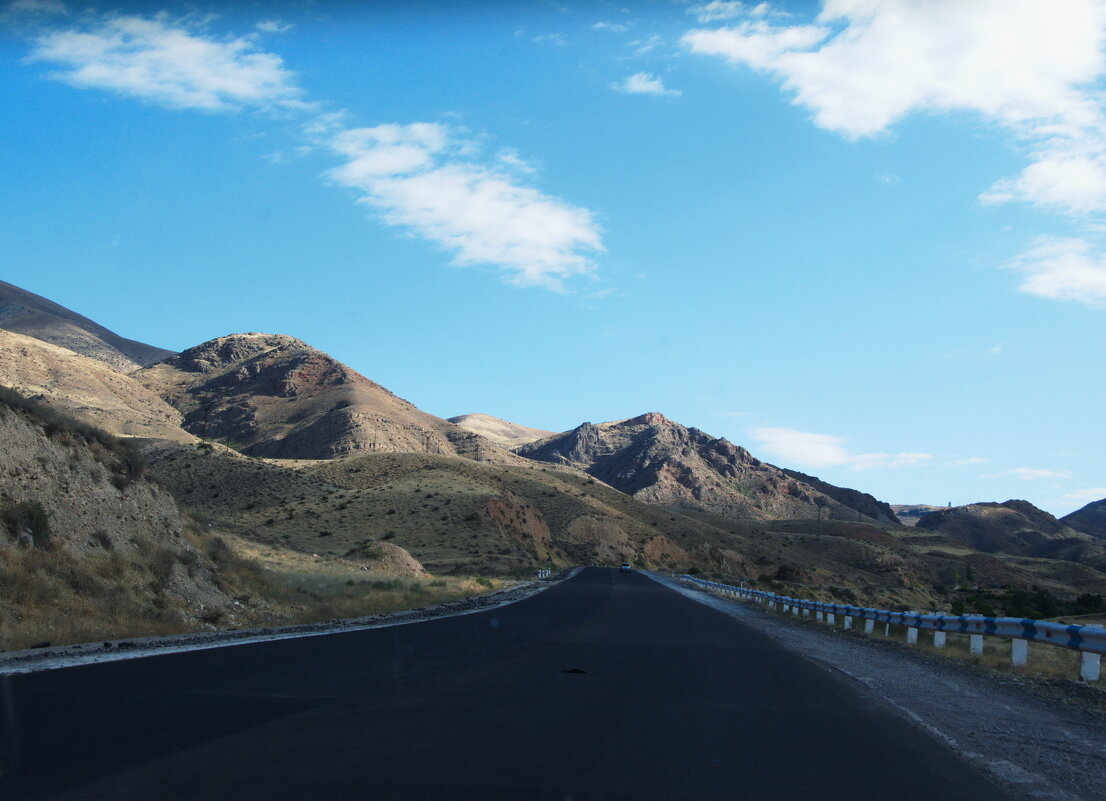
0,329,195,442
915,500,1092,555
147,442,988,598
137,333,525,462
448,413,554,447
1062,498,1106,539
0,280,173,371
516,413,895,524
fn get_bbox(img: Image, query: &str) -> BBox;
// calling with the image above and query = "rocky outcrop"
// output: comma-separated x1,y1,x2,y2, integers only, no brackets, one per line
516,413,894,523
0,280,173,371
1062,498,1106,539
782,468,900,525
138,333,523,463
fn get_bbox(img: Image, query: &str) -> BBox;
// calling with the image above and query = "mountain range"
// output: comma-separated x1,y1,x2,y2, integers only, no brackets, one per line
3,279,1106,612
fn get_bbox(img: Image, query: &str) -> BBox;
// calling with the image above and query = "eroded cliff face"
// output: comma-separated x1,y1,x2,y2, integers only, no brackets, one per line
138,333,522,463
0,395,237,647
517,413,895,523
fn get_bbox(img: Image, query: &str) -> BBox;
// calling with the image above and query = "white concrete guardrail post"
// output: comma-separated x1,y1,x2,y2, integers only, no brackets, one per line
678,574,1105,680
1012,638,1028,667
1082,653,1101,681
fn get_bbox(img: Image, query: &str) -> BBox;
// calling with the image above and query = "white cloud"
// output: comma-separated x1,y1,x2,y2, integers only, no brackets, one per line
689,2,747,23
750,426,930,471
628,34,663,55
986,341,1005,355
592,21,627,33
256,19,292,34
18,12,604,291
27,13,304,112
321,123,604,290
533,33,567,47
875,172,900,185
681,1,1106,218
1002,236,1106,307
1063,487,1106,503
950,457,987,466
984,467,1073,481
612,72,681,97
752,427,850,467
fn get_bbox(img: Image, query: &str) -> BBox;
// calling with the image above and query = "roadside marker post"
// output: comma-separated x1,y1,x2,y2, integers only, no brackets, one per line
1012,639,1028,667
933,631,946,649
1082,653,1101,682
864,619,874,635
970,634,984,655
907,627,918,645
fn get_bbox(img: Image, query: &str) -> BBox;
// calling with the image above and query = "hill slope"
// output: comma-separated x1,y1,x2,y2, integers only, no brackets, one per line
915,500,1091,555
137,333,524,462
448,413,553,447
1062,498,1106,539
0,329,195,442
515,413,896,524
0,280,173,371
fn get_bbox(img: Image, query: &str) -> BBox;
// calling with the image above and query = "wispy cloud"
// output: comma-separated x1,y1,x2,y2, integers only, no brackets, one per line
688,2,747,24
592,21,627,34
1002,236,1106,307
1063,487,1106,503
319,122,604,290
751,426,931,472
612,72,680,97
533,33,567,47
256,19,292,34
983,467,1073,481
950,456,987,466
27,13,306,112
19,10,604,291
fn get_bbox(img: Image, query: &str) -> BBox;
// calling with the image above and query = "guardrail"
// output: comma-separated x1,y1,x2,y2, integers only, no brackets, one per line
678,575,1104,682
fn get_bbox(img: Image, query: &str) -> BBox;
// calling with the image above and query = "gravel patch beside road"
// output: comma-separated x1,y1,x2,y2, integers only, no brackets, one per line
0,568,581,676
648,571,1106,801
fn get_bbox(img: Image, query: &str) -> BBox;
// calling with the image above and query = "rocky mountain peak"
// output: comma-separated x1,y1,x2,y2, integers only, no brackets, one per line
517,413,895,523
169,333,311,374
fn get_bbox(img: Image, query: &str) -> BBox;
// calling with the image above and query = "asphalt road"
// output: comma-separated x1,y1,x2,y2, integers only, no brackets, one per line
1,568,1014,801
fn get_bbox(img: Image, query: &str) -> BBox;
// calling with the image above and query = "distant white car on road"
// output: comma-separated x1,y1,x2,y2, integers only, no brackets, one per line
620,563,632,572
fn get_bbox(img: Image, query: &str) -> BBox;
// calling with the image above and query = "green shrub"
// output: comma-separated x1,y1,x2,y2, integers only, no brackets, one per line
3,500,52,548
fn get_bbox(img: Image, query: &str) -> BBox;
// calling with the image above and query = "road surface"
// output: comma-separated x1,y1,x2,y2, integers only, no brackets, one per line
1,568,1013,800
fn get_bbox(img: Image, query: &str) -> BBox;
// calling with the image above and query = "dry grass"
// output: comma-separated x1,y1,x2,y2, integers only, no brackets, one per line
213,532,513,624
0,546,196,652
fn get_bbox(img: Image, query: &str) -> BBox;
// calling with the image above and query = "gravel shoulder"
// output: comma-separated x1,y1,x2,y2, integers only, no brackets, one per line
0,568,581,676
647,571,1106,801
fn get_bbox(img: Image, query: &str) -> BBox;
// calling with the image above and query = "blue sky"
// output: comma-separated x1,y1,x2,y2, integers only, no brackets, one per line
3,0,1105,515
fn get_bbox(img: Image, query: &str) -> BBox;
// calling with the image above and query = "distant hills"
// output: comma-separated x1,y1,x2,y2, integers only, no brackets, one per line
0,280,173,371
515,412,897,525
